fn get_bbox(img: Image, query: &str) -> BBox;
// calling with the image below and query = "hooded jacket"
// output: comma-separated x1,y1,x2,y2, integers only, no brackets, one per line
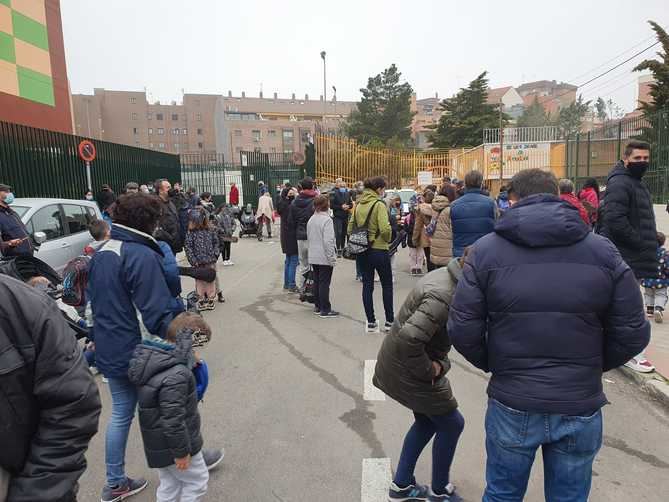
373,260,461,416
450,188,496,256
128,331,203,468
560,192,590,226
0,276,100,502
289,190,316,241
598,161,658,279
347,189,392,251
448,194,650,415
428,195,453,266
87,224,176,378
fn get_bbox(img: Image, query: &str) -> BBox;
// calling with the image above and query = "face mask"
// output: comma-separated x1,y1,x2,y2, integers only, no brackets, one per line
141,187,149,194
85,195,93,201
167,188,177,197
3,192,15,205
627,161,649,179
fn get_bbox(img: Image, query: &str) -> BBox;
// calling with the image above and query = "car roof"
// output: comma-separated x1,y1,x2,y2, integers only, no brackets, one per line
12,198,100,209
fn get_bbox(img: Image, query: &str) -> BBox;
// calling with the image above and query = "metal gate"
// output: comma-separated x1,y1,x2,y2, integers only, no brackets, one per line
239,151,304,208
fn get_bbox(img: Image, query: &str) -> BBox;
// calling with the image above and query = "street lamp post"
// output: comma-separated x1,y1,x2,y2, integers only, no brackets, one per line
320,51,327,129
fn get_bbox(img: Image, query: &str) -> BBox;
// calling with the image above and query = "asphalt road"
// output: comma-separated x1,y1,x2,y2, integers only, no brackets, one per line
78,235,669,502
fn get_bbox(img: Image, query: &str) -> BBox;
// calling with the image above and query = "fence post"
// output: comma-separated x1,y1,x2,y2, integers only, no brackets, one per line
617,121,622,160
575,133,580,179
586,131,591,177
565,137,570,179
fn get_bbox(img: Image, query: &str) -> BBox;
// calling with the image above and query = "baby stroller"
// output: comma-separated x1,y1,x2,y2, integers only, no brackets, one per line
239,203,262,241
0,255,89,339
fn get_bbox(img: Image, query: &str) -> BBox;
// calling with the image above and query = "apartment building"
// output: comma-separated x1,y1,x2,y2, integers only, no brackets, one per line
71,89,219,154
516,80,577,116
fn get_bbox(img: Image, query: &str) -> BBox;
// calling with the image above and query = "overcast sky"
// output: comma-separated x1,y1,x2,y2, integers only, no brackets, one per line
62,0,667,113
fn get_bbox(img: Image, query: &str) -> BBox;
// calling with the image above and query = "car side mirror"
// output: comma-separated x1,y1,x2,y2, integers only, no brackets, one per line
33,231,47,245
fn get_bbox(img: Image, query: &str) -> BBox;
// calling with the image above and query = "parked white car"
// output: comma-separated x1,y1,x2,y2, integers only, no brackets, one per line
9,198,103,272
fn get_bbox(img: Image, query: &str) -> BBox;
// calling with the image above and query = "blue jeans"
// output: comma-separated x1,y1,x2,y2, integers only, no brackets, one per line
284,254,298,289
359,249,394,323
394,410,465,495
483,398,603,502
105,377,138,487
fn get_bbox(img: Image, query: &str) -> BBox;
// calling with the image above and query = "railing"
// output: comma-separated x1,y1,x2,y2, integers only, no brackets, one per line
0,120,180,200
483,126,562,144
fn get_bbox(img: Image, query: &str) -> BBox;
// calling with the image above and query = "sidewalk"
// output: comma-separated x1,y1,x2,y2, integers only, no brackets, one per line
648,205,669,378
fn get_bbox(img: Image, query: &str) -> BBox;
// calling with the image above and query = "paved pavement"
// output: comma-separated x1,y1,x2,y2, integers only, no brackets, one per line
78,234,669,502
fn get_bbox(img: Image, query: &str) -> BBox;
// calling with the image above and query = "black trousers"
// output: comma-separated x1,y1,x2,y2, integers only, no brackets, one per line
312,264,333,313
220,241,231,261
424,246,436,272
333,216,349,251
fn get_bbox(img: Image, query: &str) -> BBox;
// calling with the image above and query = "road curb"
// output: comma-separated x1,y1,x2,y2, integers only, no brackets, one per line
616,366,669,410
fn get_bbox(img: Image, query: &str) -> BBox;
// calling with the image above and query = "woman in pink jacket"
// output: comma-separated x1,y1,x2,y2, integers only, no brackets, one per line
578,178,600,226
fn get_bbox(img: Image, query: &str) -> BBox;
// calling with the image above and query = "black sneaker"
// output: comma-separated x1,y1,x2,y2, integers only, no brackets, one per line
217,292,225,303
100,477,148,502
366,321,379,333
288,286,299,293
320,310,340,318
428,484,463,501
202,447,225,471
388,481,429,501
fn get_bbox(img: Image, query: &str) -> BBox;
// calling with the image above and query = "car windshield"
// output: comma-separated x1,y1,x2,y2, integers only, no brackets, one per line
10,205,29,218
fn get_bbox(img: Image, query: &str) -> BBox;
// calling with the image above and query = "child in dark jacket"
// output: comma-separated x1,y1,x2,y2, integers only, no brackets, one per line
185,208,220,310
641,231,669,324
127,313,212,502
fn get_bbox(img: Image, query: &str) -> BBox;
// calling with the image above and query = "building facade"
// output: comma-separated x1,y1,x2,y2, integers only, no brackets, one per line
516,80,577,117
0,0,73,133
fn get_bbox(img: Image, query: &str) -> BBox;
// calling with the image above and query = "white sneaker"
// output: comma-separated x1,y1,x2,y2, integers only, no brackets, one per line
624,356,655,373
227,260,234,266
102,376,109,383
655,309,664,324
365,321,380,333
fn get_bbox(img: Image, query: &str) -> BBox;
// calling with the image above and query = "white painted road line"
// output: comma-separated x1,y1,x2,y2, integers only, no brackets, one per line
364,360,386,401
361,458,391,502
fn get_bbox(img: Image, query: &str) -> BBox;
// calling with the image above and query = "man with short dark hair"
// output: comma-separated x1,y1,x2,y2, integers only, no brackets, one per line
125,182,139,193
449,170,496,257
288,177,317,288
0,183,33,257
448,168,650,502
154,179,182,254
599,140,657,373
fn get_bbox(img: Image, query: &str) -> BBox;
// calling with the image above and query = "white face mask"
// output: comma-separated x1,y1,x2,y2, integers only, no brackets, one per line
85,195,94,201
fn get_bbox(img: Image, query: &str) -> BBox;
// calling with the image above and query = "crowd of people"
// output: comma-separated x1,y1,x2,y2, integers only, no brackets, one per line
0,138,665,501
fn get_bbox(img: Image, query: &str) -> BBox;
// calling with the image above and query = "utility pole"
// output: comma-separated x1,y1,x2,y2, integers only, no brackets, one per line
321,51,327,129
499,98,504,186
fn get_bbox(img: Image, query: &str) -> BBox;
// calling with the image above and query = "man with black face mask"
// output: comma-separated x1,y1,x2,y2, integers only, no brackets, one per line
599,140,657,373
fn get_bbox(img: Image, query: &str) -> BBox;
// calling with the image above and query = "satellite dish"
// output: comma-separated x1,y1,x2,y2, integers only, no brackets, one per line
292,152,306,165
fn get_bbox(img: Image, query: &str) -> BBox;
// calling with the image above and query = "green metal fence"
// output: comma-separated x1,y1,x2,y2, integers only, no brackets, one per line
239,151,304,207
567,109,669,203
180,152,240,206
0,120,181,200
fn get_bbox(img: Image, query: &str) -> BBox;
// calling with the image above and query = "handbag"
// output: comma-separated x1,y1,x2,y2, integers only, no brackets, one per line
345,200,382,258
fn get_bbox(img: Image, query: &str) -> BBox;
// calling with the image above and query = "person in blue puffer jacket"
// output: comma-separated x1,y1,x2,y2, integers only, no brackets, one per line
449,170,497,257
448,168,650,502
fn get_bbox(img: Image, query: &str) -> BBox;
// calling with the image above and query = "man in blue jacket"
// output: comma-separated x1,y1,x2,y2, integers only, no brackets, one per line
88,192,181,501
448,168,650,502
449,170,496,256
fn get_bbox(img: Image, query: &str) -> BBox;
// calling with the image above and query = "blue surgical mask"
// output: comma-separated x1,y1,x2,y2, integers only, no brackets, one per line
4,192,15,205
339,187,346,193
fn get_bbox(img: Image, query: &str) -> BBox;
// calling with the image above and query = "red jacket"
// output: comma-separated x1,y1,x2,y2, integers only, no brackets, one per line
560,193,590,226
578,187,599,223
229,185,239,205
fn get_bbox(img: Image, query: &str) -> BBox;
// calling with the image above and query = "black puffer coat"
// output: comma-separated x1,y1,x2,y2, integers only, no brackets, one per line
373,260,461,416
599,161,657,279
156,196,183,254
0,276,101,502
289,190,316,241
127,331,203,469
277,191,298,255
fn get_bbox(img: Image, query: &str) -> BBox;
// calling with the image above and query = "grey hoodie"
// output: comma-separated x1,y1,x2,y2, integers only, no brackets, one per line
307,211,337,267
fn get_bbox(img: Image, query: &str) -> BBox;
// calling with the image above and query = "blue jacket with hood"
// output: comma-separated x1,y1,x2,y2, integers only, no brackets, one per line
450,188,496,256
87,224,177,378
448,194,650,415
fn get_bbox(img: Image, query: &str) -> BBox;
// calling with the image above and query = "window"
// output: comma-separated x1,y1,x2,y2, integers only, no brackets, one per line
174,143,180,150
148,128,153,135
198,142,203,149
84,206,97,224
147,112,153,120
182,128,188,135
27,205,64,241
156,113,164,121
197,128,203,135
171,114,179,121
157,128,164,135
282,129,294,139
196,113,202,121
252,129,261,142
234,129,242,137
130,97,137,104
270,147,277,153
158,143,165,149
133,127,138,135
131,112,138,120
62,205,89,234
300,128,310,143
267,129,276,137
172,128,179,135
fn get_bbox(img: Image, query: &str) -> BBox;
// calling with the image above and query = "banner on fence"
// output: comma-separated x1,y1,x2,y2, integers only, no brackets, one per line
485,142,551,179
